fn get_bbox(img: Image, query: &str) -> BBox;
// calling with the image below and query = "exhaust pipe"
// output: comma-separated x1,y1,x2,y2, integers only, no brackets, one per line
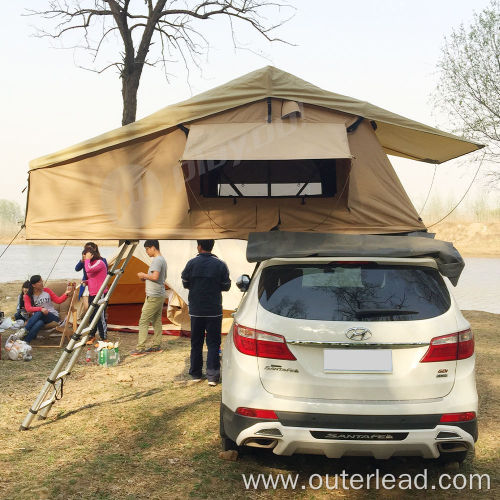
438,442,469,453
243,438,278,449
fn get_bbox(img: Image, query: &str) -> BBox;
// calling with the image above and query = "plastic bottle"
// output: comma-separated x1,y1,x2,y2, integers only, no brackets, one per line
85,347,92,363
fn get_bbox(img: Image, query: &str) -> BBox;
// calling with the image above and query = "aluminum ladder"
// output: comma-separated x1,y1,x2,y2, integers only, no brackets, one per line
19,240,138,430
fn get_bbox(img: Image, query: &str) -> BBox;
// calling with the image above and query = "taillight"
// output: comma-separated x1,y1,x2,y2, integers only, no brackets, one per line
440,412,476,422
233,323,296,360
420,329,474,363
236,407,278,419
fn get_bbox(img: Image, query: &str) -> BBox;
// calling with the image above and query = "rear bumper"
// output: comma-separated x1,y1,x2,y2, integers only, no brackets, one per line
221,405,477,459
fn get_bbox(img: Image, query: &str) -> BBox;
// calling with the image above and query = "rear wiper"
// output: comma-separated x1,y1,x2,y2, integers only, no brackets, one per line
354,309,418,319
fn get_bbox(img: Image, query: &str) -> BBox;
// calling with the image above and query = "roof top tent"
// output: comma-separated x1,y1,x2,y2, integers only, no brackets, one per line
25,66,483,240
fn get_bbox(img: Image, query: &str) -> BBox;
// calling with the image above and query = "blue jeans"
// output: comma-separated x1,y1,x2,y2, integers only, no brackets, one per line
189,316,222,381
24,311,59,344
88,294,107,340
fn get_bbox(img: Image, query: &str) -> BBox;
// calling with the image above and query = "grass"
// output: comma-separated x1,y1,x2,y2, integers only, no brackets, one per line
0,310,498,499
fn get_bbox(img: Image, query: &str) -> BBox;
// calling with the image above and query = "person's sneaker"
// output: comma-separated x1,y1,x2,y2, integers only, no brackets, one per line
188,377,202,384
14,328,26,340
208,380,218,387
130,349,147,356
145,346,162,353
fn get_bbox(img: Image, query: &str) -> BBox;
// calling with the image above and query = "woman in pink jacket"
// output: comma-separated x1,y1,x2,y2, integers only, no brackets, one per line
83,243,108,342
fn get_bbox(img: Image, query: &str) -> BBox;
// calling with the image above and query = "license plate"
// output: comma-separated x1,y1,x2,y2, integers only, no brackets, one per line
324,349,392,373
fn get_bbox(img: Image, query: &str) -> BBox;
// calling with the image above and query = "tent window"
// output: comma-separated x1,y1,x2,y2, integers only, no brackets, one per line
199,159,337,198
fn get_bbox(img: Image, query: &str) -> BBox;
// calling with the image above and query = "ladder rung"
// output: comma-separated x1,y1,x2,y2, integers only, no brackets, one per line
73,340,86,350
39,397,55,410
112,269,124,276
55,370,69,381
97,298,108,305
82,326,92,334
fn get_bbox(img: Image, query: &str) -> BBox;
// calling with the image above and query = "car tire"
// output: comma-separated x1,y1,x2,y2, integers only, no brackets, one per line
438,450,468,464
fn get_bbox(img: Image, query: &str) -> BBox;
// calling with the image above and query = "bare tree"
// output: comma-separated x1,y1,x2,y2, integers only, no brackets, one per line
29,1,293,125
433,0,500,183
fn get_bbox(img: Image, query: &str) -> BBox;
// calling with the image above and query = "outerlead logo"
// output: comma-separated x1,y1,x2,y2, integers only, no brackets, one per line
345,327,372,341
101,164,163,228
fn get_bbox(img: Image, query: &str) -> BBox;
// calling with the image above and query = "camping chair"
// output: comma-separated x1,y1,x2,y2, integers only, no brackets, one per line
58,288,79,347
32,281,74,348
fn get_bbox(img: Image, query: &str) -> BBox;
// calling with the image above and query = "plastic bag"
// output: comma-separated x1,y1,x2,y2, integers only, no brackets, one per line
0,317,13,330
5,334,33,361
96,341,120,367
13,319,25,329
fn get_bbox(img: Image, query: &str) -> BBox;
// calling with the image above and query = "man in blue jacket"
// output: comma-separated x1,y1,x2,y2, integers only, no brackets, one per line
181,239,231,386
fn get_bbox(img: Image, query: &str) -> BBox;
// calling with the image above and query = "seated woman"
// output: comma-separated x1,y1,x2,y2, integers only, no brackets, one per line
14,280,30,321
19,275,73,344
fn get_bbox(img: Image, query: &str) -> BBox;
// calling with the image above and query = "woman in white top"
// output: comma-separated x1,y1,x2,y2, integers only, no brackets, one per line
21,275,73,344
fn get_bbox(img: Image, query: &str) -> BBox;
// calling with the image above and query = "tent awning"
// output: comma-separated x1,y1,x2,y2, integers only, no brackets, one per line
182,122,352,161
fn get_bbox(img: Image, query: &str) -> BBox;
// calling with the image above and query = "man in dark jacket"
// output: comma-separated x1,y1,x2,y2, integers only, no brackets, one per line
181,239,231,386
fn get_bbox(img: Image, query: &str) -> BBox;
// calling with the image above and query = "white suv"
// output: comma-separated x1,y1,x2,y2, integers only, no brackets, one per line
221,256,477,463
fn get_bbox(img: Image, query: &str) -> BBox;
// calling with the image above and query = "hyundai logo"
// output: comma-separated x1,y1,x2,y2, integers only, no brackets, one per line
345,327,372,341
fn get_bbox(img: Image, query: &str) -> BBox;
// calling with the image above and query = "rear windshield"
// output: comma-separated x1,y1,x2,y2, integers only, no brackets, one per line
258,263,451,321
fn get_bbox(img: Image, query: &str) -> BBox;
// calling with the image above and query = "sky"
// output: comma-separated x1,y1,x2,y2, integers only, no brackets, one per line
1,0,497,221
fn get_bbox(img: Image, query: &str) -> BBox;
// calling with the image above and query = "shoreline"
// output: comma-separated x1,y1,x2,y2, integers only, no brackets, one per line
1,243,498,259
0,239,119,247
1,220,499,258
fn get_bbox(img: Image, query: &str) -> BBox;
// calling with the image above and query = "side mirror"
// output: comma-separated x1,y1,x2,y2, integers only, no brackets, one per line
236,274,251,292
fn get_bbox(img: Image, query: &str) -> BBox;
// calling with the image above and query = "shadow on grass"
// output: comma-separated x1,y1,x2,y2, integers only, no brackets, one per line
45,388,165,424
37,389,223,499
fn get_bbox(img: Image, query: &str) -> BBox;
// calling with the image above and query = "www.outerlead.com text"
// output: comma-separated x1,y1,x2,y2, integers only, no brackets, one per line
242,469,491,491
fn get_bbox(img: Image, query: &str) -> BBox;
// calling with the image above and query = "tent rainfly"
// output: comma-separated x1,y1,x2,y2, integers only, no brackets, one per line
25,66,483,240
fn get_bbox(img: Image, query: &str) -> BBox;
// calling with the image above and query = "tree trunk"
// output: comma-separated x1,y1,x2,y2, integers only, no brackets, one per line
121,68,142,126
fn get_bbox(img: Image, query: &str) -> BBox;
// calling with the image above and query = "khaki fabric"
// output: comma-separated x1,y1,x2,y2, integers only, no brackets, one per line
183,122,351,161
29,66,482,171
26,66,481,240
137,296,164,349
25,103,429,239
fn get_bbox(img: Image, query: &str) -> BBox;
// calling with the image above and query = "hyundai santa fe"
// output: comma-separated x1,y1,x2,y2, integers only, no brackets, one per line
220,256,478,463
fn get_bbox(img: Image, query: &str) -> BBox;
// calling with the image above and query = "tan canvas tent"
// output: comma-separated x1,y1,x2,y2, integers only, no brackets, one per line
26,66,483,240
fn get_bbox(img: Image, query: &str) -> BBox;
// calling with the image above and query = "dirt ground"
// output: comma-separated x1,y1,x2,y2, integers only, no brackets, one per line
432,222,500,258
0,278,498,499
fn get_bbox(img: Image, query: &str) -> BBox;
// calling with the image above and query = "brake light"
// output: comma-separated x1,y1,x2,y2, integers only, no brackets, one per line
233,323,296,360
236,407,278,419
440,412,476,422
420,329,474,363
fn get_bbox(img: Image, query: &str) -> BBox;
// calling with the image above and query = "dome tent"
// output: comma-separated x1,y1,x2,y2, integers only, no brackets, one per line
25,66,483,241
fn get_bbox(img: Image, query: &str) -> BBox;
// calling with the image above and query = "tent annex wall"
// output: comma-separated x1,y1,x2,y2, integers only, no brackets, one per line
105,240,252,334
25,66,483,241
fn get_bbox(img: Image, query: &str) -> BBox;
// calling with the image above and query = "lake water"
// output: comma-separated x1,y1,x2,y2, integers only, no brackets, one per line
0,245,498,314
0,245,118,283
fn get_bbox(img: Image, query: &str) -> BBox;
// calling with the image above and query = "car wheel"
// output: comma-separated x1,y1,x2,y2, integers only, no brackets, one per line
220,403,239,451
438,450,468,464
